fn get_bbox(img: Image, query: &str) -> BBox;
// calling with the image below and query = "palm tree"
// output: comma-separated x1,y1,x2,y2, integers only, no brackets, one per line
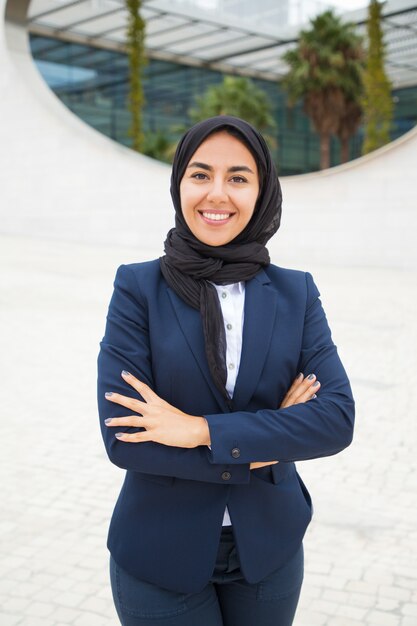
336,99,363,163
189,76,276,148
282,10,364,169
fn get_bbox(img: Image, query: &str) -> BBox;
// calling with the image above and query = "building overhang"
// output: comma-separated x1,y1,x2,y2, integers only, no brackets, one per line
6,0,417,88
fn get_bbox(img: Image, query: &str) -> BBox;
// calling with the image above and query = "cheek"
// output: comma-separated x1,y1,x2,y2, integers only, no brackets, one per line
179,189,192,224
179,184,200,215
239,191,258,221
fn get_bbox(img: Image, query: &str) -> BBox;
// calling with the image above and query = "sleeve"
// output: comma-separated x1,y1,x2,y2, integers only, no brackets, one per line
204,272,355,465
97,264,250,484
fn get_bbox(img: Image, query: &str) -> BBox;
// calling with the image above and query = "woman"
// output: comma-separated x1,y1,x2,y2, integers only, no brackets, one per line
97,115,354,626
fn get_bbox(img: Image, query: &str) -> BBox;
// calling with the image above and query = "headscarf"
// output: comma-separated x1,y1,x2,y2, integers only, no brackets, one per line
160,116,282,403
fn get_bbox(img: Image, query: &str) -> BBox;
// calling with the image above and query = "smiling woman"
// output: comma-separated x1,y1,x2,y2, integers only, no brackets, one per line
97,115,355,626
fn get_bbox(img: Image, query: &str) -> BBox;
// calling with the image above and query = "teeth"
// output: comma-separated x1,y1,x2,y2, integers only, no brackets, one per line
202,212,231,221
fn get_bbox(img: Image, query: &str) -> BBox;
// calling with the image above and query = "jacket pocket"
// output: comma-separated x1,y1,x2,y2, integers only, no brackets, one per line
296,472,313,512
271,461,293,485
251,462,293,485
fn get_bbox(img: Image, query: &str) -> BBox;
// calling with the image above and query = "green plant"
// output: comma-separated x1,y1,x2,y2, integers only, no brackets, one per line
283,10,364,169
126,0,146,152
142,129,172,163
362,0,393,154
189,76,276,149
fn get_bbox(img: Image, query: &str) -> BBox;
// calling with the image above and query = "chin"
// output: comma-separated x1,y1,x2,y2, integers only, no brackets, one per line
199,234,233,247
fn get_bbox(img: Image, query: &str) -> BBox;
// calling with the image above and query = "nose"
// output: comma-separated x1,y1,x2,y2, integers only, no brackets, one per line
206,177,228,204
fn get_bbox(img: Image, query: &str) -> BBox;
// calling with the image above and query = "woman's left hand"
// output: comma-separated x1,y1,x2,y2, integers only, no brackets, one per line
104,371,210,448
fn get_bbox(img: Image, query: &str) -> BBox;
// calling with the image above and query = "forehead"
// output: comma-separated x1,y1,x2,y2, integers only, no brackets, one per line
189,130,256,166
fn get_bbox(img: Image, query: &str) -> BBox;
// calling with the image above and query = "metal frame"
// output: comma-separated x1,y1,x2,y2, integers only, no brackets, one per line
23,0,417,87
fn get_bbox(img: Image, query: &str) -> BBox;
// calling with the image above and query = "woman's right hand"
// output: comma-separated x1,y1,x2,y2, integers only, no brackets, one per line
279,372,320,409
249,373,320,470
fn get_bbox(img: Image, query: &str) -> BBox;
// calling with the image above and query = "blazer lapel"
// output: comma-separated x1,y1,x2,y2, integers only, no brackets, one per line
166,287,231,413
232,270,278,409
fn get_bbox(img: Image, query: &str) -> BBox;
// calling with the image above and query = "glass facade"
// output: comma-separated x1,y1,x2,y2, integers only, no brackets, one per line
30,34,417,175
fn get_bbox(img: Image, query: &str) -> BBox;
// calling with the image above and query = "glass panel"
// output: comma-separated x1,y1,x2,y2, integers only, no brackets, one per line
29,33,417,174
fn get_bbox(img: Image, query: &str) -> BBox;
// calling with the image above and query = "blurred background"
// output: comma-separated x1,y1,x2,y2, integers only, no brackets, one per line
1,0,416,624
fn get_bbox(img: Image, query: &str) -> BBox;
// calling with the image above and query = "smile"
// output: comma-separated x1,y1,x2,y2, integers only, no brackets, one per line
199,211,235,224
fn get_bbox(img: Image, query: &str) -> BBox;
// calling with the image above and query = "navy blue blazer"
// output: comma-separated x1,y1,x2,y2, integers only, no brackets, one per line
97,260,354,594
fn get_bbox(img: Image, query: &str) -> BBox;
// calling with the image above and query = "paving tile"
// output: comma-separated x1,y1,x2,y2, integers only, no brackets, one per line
52,591,85,609
51,606,82,623
367,610,401,625
309,598,339,614
322,590,349,604
379,585,412,602
0,614,22,626
78,595,113,616
295,608,328,625
375,598,400,612
25,601,56,617
327,618,363,626
17,618,48,626
72,611,115,626
349,592,376,608
401,618,417,626
1,597,31,614
336,603,368,621
401,603,417,617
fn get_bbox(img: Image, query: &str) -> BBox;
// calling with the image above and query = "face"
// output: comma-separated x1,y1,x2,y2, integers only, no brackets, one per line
179,131,259,247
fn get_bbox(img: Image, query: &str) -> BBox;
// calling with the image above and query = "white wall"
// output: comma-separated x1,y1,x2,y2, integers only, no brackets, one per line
1,0,416,268
275,128,417,270
1,0,172,258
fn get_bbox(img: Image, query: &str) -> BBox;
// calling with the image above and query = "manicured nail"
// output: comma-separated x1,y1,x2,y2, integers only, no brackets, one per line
104,418,112,425
122,370,131,377
307,374,315,380
105,392,113,398
313,381,320,387
312,394,317,399
115,433,124,438
297,372,303,380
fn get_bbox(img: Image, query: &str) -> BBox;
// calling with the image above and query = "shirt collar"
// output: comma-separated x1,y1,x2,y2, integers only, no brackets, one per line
211,281,245,295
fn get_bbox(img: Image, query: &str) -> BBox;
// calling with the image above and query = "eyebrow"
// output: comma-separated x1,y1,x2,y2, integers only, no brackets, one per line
187,161,255,174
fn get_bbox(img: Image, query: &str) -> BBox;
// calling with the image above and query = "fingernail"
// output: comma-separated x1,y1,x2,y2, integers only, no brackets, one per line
115,433,124,438
122,370,131,377
307,374,315,380
312,394,317,399
313,381,320,387
104,418,112,425
105,392,113,398
297,372,303,379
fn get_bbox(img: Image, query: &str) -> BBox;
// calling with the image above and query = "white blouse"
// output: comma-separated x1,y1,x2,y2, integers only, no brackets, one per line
212,282,245,525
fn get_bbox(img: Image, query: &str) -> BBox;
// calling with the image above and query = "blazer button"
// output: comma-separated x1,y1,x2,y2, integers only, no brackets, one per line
221,471,232,481
231,448,240,458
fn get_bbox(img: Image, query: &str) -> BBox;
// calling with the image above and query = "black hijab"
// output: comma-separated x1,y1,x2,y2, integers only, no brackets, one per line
160,116,282,403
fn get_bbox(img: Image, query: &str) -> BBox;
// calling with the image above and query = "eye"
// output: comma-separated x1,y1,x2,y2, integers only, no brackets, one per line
230,175,247,183
191,172,208,180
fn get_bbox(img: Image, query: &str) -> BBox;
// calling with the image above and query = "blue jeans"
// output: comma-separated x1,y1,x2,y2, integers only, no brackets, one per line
110,528,303,626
